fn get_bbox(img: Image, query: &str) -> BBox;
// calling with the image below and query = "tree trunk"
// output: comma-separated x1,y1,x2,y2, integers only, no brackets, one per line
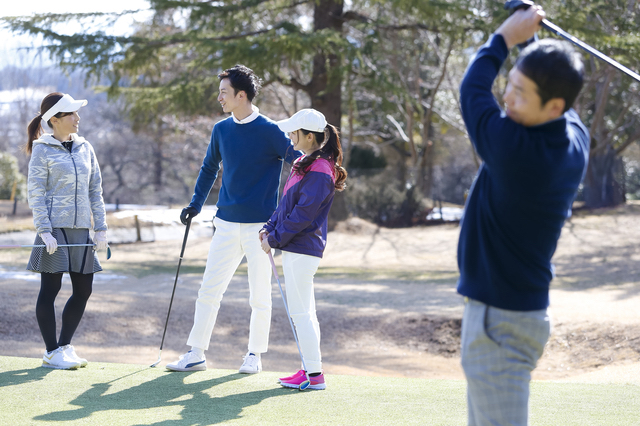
310,0,348,228
583,146,626,208
310,0,343,127
153,127,164,193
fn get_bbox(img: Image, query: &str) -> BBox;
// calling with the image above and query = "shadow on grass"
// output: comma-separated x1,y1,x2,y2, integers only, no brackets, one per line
34,370,290,425
0,366,53,387
553,243,640,297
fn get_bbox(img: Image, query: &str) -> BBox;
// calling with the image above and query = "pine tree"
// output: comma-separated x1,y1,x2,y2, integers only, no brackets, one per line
5,0,638,208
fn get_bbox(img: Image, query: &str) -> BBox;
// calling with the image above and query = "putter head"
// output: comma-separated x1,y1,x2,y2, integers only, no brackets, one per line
299,380,310,391
107,246,112,260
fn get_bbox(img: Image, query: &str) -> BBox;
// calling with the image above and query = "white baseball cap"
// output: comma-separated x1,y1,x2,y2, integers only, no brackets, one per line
276,108,327,133
42,94,88,122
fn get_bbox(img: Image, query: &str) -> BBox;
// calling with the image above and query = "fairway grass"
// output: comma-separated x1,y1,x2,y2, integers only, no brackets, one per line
0,356,638,425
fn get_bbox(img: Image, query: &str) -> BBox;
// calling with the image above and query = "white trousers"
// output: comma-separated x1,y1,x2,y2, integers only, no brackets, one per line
282,251,322,373
187,217,272,353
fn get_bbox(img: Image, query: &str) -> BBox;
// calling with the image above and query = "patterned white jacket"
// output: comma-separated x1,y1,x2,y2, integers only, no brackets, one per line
27,133,107,235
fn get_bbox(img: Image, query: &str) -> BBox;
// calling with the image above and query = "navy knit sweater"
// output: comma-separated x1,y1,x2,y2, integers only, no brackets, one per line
456,34,590,311
189,115,299,223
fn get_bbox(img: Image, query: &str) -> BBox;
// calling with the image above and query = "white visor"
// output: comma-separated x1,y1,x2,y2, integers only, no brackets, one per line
41,94,88,122
276,108,327,133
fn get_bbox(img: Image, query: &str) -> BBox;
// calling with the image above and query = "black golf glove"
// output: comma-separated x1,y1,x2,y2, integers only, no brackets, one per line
180,206,199,225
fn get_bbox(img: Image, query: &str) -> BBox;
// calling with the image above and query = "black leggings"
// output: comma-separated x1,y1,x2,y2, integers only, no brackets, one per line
36,272,93,353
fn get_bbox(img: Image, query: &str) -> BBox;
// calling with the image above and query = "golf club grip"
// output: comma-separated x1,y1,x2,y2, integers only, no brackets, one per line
541,19,640,83
179,218,192,258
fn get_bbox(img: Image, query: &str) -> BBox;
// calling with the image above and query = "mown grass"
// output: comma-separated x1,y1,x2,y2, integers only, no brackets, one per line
2,247,457,282
1,356,638,426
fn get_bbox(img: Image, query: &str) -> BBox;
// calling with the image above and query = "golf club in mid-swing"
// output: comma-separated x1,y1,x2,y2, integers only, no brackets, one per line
268,252,311,391
505,0,640,83
150,217,192,368
0,243,112,260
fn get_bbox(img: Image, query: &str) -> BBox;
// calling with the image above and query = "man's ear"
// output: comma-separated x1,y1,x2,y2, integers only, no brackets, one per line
545,98,566,120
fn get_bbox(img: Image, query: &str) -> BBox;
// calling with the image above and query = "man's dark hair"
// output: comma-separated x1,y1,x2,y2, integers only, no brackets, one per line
516,39,584,112
217,64,263,101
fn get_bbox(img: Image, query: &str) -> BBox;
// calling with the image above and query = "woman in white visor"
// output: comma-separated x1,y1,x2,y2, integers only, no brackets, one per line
25,92,108,370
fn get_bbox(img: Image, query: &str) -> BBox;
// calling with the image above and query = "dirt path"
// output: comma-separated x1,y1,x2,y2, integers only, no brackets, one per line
1,203,639,382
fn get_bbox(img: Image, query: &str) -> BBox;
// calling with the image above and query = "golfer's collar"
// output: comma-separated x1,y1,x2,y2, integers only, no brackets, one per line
530,114,566,131
232,105,260,124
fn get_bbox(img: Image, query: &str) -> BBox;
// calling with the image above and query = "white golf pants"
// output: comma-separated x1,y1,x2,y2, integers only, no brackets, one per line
187,217,272,353
282,251,322,373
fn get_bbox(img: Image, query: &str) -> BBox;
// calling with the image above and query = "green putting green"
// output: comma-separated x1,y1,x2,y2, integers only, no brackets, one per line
0,356,637,425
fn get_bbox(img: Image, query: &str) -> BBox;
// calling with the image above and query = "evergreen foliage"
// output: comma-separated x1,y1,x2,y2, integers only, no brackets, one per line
0,153,26,200
3,0,640,210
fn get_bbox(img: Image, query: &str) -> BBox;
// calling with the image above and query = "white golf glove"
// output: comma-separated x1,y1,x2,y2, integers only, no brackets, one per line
94,230,108,251
40,232,58,255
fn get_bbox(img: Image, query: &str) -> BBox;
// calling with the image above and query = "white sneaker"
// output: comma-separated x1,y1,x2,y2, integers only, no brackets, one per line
238,352,262,374
166,351,207,372
42,347,81,370
61,344,88,367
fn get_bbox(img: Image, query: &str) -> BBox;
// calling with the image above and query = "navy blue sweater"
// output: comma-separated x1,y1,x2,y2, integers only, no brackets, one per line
456,34,590,311
189,115,300,223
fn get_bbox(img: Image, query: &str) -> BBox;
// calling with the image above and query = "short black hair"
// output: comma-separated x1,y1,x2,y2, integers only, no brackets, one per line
516,39,584,112
217,64,263,101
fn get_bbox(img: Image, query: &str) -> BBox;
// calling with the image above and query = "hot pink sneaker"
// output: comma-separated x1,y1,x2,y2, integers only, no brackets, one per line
279,369,305,382
280,371,326,390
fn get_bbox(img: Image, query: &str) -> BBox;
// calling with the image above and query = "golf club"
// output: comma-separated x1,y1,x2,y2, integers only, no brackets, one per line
0,243,112,260
268,252,311,391
150,217,191,368
505,0,640,83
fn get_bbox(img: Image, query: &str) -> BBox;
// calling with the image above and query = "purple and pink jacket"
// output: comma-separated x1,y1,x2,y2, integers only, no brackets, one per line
262,156,336,258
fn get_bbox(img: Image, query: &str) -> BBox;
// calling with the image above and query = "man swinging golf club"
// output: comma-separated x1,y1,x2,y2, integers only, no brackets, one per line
166,65,300,374
457,5,589,425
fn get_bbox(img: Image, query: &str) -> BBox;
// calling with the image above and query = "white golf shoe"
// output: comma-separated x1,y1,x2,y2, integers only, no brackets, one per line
42,347,81,370
166,351,207,372
238,352,262,374
61,344,88,367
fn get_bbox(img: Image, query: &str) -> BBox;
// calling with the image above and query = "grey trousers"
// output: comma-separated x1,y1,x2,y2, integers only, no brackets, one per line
461,298,550,426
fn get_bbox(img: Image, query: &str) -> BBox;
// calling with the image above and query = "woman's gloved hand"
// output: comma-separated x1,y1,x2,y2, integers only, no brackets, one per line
94,230,108,251
40,232,58,255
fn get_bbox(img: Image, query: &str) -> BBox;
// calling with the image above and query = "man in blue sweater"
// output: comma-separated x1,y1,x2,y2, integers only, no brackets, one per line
457,6,589,425
167,65,299,374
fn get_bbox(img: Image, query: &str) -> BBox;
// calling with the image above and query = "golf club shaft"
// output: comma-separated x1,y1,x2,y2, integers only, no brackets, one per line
505,1,640,83
0,243,112,260
151,217,191,367
541,19,640,83
268,253,310,377
0,244,96,248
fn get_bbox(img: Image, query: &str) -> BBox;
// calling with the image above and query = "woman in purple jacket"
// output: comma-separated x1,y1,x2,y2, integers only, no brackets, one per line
259,108,347,390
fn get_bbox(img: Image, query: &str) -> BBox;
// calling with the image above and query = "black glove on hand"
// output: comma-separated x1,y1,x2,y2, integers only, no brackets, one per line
180,206,199,225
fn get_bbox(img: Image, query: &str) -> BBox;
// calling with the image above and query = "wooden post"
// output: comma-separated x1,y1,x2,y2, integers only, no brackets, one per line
10,181,17,201
134,215,142,242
